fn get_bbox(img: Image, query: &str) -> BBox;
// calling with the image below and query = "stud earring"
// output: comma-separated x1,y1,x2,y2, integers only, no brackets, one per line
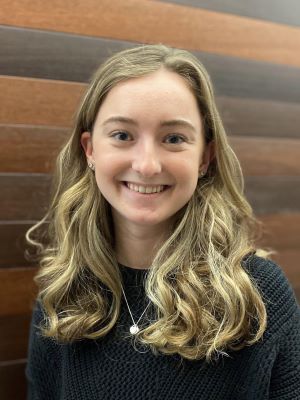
199,170,205,177
88,162,95,171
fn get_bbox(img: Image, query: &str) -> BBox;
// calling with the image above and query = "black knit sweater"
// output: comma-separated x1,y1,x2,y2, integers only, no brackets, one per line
26,255,300,399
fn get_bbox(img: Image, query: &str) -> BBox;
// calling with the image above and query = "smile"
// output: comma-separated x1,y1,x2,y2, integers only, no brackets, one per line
123,182,169,194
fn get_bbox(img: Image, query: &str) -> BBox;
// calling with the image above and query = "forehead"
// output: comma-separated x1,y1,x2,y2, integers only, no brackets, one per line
95,69,201,126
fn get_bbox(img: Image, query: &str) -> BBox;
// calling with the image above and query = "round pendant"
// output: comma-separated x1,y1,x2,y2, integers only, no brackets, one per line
130,324,140,335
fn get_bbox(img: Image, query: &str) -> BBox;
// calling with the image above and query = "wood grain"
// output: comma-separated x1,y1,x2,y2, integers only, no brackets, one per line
0,267,37,316
245,176,300,214
1,77,300,138
161,0,300,27
229,136,300,176
0,125,69,173
0,174,52,220
0,76,85,127
0,361,27,400
0,313,32,361
1,25,300,104
1,0,300,67
1,125,300,175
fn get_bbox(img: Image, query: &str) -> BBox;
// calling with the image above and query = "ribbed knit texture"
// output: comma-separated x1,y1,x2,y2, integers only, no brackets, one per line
26,255,300,399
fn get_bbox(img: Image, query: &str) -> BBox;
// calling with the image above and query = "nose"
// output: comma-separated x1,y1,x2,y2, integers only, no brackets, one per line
131,142,162,177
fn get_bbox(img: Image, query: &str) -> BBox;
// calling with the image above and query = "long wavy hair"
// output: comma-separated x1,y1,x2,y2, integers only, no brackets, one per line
26,43,270,362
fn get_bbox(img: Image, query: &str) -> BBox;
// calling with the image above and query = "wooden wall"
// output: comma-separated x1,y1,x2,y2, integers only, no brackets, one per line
1,1,300,398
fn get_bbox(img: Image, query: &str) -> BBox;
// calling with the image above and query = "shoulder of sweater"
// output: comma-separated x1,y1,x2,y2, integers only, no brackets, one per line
242,253,300,336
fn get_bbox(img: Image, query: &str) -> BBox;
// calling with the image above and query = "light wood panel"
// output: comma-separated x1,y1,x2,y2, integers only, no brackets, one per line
1,0,300,67
0,76,85,127
1,77,300,138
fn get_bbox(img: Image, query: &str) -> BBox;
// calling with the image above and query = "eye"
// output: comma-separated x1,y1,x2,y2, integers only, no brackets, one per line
111,131,131,141
165,134,187,145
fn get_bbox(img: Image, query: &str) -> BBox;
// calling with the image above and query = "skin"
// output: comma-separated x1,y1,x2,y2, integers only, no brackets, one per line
81,68,214,269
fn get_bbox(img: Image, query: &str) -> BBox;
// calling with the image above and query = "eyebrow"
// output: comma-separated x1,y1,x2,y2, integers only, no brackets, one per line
101,116,197,132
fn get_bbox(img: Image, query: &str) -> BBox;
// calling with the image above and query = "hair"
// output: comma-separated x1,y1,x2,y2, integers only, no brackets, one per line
26,43,272,362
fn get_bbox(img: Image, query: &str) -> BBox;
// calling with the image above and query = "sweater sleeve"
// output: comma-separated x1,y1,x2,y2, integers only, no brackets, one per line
269,307,300,399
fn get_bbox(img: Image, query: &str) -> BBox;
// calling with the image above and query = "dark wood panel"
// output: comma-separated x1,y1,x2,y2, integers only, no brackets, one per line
271,250,300,287
258,213,300,251
245,177,300,214
1,0,300,67
0,76,85,127
0,125,69,173
0,361,27,400
217,96,300,139
0,174,52,220
1,25,300,104
0,313,32,361
1,174,300,222
161,0,300,28
0,267,37,316
0,222,34,267
229,136,300,176
1,77,300,139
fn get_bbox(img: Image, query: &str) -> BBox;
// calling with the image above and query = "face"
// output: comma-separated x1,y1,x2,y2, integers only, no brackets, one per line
81,68,213,234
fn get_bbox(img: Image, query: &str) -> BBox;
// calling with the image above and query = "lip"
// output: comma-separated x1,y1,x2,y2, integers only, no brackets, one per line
123,181,170,187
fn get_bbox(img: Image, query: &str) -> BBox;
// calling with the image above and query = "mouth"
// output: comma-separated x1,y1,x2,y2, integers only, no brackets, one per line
122,181,171,195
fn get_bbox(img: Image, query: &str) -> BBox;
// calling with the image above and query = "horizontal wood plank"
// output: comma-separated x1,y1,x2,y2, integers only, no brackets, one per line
0,125,69,173
1,125,300,175
0,267,37,316
1,174,300,219
1,0,300,67
161,0,300,28
1,77,300,138
1,25,300,104
0,313,32,362
0,76,85,127
0,361,27,400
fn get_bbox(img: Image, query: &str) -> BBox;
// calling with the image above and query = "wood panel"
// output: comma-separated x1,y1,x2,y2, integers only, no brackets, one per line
0,222,33,267
1,25,300,104
1,125,300,175
0,76,85,127
161,0,300,27
0,174,52,220
228,136,300,176
1,173,300,221
245,177,300,214
0,125,69,173
1,0,300,67
1,213,300,269
0,267,37,316
1,77,300,139
0,362,27,400
0,313,32,361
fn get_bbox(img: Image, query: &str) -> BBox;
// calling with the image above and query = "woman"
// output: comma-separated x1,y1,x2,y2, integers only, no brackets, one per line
25,44,300,399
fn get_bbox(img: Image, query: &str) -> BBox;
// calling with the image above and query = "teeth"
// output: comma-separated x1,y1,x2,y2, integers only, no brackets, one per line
126,182,165,194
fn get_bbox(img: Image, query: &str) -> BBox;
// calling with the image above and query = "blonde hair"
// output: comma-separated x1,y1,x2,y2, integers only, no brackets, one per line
26,44,271,362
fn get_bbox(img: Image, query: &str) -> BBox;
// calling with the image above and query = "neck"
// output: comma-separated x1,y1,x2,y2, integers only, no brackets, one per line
114,221,171,270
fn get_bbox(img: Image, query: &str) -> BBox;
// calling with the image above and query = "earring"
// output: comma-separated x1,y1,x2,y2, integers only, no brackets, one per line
88,162,95,171
199,170,205,177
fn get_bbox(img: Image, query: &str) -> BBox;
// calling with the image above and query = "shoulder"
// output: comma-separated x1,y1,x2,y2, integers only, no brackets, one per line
241,252,300,337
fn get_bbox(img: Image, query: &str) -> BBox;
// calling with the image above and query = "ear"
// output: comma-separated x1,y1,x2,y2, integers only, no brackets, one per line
199,140,215,174
80,131,94,163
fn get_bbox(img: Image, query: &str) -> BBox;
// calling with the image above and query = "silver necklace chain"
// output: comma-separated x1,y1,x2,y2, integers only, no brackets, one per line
121,284,152,335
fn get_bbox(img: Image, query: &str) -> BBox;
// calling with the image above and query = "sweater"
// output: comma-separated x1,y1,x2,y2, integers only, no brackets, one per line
25,254,300,400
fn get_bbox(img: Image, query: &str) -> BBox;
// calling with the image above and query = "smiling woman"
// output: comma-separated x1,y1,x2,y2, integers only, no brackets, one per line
25,44,300,400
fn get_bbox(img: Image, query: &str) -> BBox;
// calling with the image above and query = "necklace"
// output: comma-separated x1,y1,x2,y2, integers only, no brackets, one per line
121,284,152,334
